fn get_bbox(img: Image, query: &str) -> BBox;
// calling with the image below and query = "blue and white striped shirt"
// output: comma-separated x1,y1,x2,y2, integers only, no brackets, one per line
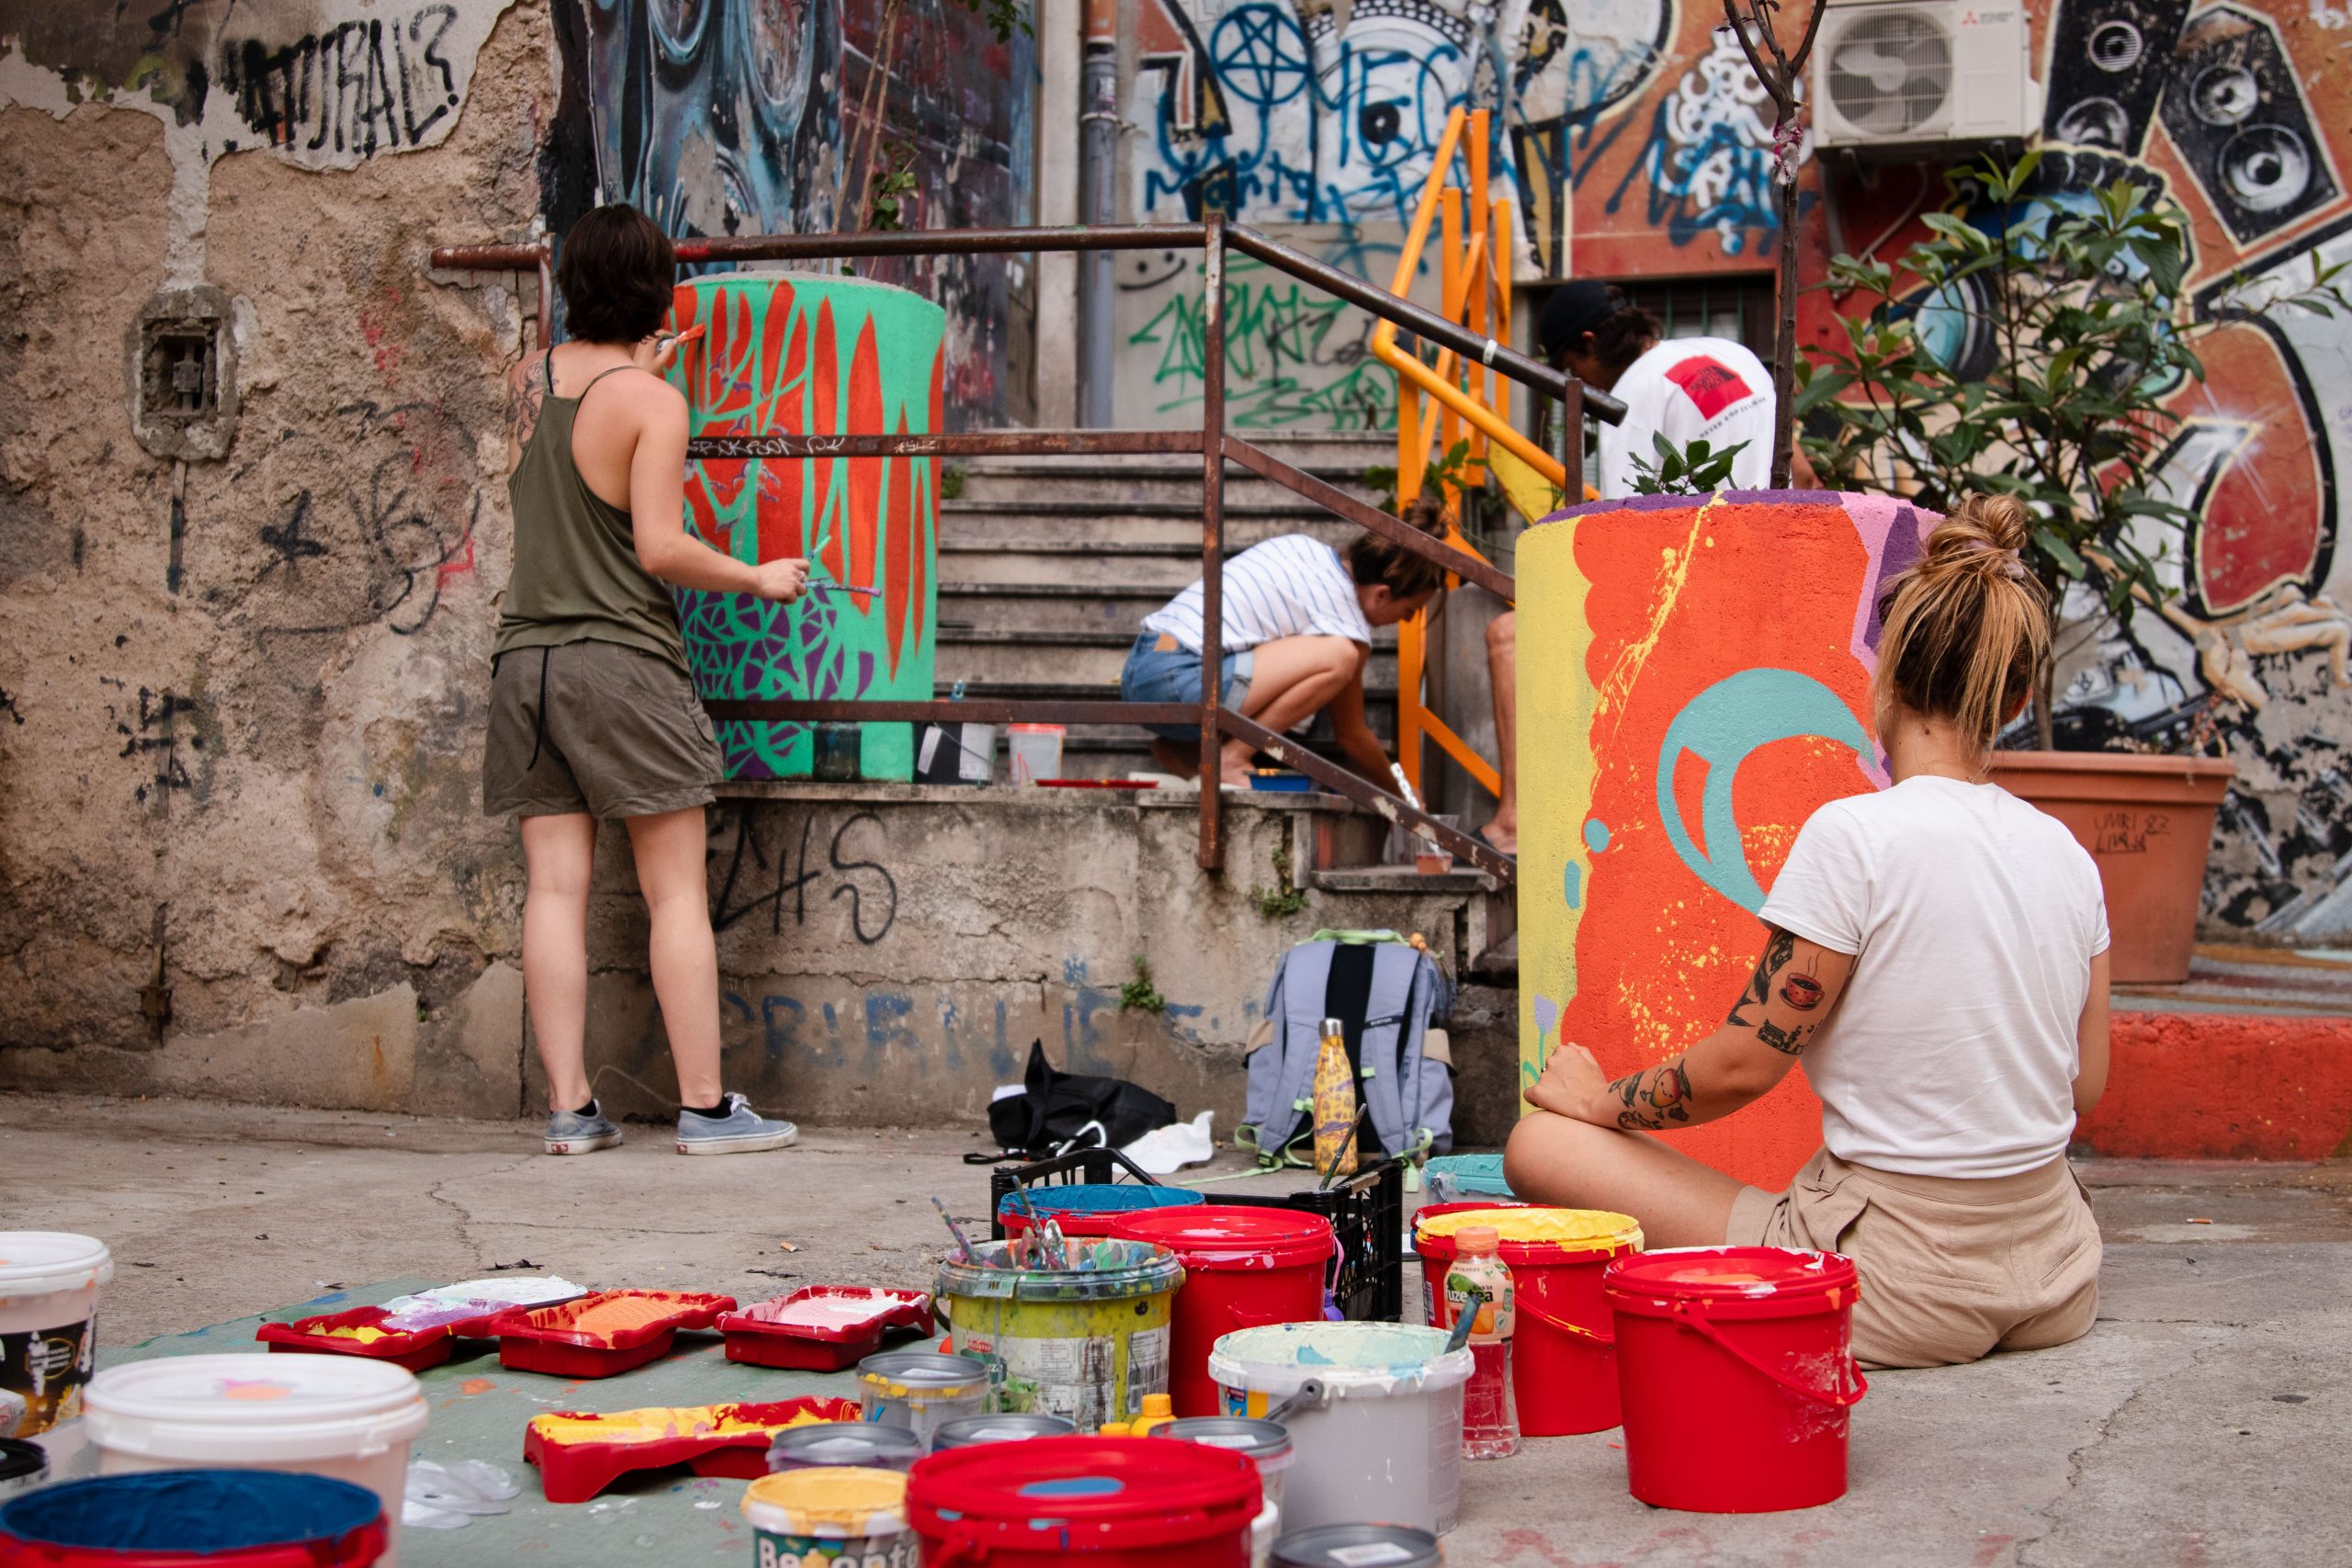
1141,535,1373,654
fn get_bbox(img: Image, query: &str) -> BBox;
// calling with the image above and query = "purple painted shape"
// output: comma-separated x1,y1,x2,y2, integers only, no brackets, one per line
1836,493,1939,671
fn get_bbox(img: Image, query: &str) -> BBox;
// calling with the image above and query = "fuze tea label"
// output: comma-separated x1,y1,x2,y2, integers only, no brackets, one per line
752,1529,915,1568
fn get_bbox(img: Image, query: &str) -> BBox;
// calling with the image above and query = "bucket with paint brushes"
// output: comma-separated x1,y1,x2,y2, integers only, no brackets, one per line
934,1239,1182,1430
1415,1205,1640,1436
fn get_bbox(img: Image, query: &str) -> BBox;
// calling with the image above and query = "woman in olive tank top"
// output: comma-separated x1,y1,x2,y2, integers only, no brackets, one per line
487,204,809,1157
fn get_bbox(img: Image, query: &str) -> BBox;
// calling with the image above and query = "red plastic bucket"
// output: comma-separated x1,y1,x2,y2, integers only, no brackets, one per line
907,1435,1260,1566
1415,1205,1638,1437
1108,1208,1337,1417
1603,1247,1867,1512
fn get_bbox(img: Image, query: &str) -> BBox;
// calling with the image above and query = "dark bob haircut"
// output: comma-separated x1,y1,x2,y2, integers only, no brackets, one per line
556,204,674,344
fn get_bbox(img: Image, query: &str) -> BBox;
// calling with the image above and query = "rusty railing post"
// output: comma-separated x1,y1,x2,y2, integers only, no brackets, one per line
1197,213,1227,872
1562,376,1585,502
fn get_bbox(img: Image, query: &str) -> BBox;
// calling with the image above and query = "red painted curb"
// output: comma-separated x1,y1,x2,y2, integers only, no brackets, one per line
2077,1010,2352,1161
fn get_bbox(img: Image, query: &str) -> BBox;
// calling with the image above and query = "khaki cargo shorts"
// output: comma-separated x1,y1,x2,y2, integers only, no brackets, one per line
1729,1147,2101,1370
482,638,723,820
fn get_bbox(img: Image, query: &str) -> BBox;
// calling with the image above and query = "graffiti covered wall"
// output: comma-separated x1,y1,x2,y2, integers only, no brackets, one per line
543,0,1036,425
1516,491,1934,1190
1798,0,2352,939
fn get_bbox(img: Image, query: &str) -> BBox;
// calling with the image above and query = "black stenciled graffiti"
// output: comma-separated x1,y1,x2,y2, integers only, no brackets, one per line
218,5,465,160
711,806,899,946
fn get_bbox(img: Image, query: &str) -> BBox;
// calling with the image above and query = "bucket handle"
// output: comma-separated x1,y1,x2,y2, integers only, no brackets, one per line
1516,1300,1614,1348
923,1526,986,1567
1668,1303,1868,1409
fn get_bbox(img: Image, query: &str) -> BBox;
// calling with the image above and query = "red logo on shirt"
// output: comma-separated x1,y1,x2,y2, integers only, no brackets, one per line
1664,356,1754,421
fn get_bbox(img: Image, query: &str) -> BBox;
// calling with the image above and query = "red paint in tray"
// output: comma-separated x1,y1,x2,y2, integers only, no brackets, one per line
718,1286,933,1371
487,1290,736,1378
254,1305,454,1373
524,1395,859,1503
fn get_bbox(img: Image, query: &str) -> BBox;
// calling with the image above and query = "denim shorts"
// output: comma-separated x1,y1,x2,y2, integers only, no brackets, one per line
1119,631,1253,740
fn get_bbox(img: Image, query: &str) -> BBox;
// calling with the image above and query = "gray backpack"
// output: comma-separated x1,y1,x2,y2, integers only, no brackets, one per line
1238,934,1454,1168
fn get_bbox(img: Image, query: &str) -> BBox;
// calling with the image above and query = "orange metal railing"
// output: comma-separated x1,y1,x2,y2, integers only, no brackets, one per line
1374,107,1573,801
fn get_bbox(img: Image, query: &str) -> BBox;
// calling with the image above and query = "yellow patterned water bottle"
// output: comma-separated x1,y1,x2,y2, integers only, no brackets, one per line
1311,1016,1359,1179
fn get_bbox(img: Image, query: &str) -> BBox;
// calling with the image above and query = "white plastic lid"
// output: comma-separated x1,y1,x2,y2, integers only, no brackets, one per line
0,1234,115,1298
86,1354,427,1462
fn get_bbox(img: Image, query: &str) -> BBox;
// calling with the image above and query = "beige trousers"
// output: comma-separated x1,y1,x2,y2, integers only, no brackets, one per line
1727,1147,2101,1370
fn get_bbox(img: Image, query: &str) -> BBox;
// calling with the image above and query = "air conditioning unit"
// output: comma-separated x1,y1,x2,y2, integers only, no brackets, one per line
1811,1,2041,152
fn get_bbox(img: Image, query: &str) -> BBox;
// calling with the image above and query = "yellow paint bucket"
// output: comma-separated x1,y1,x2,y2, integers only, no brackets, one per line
935,1239,1183,1430
741,1467,910,1566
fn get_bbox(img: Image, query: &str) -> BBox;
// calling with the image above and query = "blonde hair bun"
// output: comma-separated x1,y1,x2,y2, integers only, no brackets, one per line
1874,492,2050,751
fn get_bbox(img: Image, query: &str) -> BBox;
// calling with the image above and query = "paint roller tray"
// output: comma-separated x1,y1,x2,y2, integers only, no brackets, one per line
524,1394,860,1503
254,1305,454,1372
487,1290,738,1378
718,1286,933,1371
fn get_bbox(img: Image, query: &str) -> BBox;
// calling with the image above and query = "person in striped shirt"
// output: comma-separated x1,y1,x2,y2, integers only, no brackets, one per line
1121,510,1446,787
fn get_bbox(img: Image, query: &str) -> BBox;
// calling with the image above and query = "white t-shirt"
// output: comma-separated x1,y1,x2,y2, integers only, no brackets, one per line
1758,776,2110,1179
1141,533,1373,654
1597,336,1775,499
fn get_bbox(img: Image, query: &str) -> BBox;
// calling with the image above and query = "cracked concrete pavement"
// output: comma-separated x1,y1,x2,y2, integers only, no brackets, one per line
2,1093,2346,1566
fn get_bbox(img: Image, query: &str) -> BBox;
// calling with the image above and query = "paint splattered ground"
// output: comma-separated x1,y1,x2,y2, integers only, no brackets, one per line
4,1094,2347,1567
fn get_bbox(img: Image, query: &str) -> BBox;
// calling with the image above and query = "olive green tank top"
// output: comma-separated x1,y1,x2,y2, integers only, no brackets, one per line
494,354,691,672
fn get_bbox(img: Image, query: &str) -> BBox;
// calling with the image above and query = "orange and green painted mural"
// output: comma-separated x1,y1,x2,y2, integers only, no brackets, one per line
1517,491,1938,1190
665,276,944,781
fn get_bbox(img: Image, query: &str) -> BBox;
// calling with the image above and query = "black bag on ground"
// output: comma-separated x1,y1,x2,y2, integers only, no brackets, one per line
987,1039,1176,1156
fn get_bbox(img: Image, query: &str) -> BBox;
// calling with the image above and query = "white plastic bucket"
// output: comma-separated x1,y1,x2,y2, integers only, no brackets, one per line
86,1354,426,1566
1007,723,1065,784
0,1233,114,1457
1207,1323,1472,1537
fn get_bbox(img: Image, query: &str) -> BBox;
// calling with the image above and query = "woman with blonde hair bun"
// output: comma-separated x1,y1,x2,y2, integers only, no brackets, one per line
1505,493,2109,1369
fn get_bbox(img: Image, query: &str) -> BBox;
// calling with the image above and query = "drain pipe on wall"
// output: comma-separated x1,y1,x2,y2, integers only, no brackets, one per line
1076,0,1119,426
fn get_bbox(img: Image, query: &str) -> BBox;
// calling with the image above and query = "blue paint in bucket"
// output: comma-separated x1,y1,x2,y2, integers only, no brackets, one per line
995,1184,1204,1229
0,1470,381,1552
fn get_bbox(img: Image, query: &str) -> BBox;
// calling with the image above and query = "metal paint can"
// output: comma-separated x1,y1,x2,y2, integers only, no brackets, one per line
1272,1523,1444,1568
854,1351,990,1450
0,1439,48,1499
928,1413,1077,1450
766,1421,924,1474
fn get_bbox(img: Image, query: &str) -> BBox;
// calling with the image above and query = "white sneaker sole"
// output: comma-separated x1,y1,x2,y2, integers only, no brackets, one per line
674,1128,800,1156
544,1129,624,1156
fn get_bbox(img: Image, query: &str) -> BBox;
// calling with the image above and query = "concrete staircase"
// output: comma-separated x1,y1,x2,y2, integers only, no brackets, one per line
933,434,1401,780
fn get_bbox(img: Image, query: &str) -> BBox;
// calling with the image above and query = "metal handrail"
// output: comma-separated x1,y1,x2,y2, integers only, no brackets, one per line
426,219,1627,883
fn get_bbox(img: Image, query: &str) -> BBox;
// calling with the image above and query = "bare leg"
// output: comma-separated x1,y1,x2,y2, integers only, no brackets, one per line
1485,611,1518,852
521,812,597,1112
1503,1110,1747,1248
1225,636,1360,784
624,806,723,1107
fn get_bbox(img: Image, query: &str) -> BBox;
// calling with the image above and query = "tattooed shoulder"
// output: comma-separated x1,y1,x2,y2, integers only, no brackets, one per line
505,362,545,456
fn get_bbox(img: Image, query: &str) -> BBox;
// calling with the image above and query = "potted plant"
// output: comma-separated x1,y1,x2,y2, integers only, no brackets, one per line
1796,152,2347,980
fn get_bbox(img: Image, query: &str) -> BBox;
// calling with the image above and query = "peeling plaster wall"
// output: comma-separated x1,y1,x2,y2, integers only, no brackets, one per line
0,3,546,1111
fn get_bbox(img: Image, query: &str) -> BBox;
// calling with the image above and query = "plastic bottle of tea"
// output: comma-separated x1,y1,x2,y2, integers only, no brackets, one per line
1445,1225,1520,1460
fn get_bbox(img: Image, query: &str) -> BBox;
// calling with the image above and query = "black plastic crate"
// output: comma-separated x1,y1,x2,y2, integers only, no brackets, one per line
981,1150,1405,1323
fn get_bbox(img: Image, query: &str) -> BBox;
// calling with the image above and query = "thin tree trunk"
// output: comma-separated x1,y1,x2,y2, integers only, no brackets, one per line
1772,157,1799,488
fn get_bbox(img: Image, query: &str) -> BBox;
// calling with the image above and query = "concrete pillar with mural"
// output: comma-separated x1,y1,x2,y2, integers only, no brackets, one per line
1515,491,1941,1190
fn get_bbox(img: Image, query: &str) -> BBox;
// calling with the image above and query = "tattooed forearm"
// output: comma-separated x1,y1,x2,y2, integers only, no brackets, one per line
1729,929,1795,1026
1609,1057,1694,1129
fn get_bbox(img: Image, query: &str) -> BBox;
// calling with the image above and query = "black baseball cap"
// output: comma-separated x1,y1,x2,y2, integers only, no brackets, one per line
1538,279,1622,363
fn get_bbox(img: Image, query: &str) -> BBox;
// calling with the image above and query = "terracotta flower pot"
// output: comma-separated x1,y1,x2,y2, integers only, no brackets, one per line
1986,751,2236,985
